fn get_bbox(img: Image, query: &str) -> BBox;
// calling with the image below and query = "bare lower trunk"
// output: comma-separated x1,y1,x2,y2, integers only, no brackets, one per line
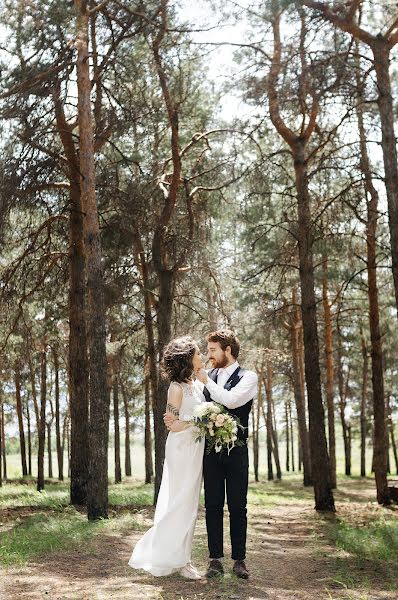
285,401,290,472
153,270,174,502
289,397,295,472
0,394,2,486
356,61,390,503
291,289,312,485
15,364,28,477
336,327,351,477
294,145,334,511
47,422,53,479
252,379,260,482
360,331,369,477
53,348,63,481
121,382,132,477
322,257,336,488
1,402,6,480
144,367,154,484
37,350,47,492
113,377,122,484
264,368,277,480
26,396,32,476
75,1,110,519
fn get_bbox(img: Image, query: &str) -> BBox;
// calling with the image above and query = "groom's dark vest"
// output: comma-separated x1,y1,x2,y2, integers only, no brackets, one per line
203,367,253,444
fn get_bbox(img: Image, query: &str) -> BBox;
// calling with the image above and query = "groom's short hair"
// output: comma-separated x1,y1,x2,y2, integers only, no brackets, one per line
206,329,240,358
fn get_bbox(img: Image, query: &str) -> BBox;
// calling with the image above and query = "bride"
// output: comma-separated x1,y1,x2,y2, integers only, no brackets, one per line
128,336,205,580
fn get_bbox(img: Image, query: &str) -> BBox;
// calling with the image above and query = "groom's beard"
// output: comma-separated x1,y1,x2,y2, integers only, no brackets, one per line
210,355,228,369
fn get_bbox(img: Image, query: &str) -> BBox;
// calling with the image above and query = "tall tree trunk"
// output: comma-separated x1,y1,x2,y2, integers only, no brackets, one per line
264,369,276,481
290,288,312,485
360,330,369,477
75,0,110,519
252,377,260,482
387,393,398,475
47,422,53,479
336,326,351,477
153,270,174,501
15,364,28,477
144,366,154,485
271,391,282,480
37,350,47,492
53,348,63,481
53,79,89,505
356,57,390,503
285,400,290,472
289,396,295,472
1,402,6,480
26,395,32,476
0,392,2,486
120,381,132,477
322,256,336,488
28,352,40,431
113,376,122,484
268,0,334,511
294,142,334,510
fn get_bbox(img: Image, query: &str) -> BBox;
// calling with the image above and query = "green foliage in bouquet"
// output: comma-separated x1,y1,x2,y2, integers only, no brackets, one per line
192,401,245,454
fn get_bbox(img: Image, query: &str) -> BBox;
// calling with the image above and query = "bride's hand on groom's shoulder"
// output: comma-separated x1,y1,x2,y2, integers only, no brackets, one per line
195,369,208,384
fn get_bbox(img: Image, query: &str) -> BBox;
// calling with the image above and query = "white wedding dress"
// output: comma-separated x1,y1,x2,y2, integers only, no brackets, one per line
128,381,205,576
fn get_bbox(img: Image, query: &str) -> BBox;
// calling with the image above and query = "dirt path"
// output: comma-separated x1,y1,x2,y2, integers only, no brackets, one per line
0,495,396,600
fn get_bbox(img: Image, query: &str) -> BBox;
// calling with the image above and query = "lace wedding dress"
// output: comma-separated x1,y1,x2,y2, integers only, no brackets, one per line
128,381,205,576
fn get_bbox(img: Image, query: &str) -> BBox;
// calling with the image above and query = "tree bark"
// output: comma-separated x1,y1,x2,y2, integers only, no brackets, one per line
268,4,334,510
285,400,290,472
15,364,28,477
0,392,2,486
75,0,110,519
37,350,47,492
289,397,295,472
53,348,63,481
113,376,122,484
290,288,312,485
47,422,53,479
26,395,32,476
360,330,369,477
53,72,90,505
336,325,351,477
120,381,132,477
144,366,154,485
356,56,390,503
1,402,6,481
252,376,261,482
322,256,336,488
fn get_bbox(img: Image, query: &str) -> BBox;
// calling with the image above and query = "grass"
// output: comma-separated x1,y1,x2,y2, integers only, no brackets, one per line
0,478,154,567
320,509,398,594
0,503,148,567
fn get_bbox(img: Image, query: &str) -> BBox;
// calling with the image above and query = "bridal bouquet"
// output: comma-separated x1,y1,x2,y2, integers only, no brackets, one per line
192,402,244,455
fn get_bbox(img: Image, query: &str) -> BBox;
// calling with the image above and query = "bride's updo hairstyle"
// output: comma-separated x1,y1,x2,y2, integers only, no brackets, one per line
162,336,197,383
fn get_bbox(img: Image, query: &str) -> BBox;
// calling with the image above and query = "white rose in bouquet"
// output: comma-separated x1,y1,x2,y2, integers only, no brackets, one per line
193,402,245,454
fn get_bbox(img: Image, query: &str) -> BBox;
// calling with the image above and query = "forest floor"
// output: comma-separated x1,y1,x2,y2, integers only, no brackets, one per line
0,476,397,600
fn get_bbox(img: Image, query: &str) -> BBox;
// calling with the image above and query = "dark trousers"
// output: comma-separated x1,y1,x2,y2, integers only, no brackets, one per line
203,445,249,561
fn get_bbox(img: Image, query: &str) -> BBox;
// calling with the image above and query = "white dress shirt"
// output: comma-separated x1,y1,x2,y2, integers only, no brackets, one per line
194,361,258,410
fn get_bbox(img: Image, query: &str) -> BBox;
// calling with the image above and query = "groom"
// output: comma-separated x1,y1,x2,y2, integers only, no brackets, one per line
195,329,258,580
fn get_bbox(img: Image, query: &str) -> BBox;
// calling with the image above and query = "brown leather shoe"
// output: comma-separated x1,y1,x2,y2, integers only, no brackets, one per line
233,559,249,579
206,559,224,578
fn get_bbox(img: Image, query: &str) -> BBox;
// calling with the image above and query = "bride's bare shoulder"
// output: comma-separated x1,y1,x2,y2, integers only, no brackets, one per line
168,381,184,396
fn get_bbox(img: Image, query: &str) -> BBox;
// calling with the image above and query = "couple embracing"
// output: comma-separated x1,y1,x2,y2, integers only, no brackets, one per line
128,329,258,580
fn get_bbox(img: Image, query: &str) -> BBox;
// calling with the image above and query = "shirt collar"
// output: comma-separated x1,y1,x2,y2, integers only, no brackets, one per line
219,361,239,376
